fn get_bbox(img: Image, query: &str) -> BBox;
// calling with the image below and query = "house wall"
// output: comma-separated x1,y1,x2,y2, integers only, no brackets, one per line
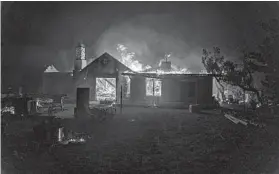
42,53,130,102
75,54,129,102
75,74,122,102
160,77,200,106
130,76,146,102
197,76,213,105
179,79,197,105
126,75,213,108
161,79,181,102
74,75,96,101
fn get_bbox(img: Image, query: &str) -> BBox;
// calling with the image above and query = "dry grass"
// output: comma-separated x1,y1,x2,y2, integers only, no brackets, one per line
2,107,279,173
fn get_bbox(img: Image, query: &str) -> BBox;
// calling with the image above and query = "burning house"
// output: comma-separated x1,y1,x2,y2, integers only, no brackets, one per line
122,60,214,108
43,43,131,102
42,43,214,108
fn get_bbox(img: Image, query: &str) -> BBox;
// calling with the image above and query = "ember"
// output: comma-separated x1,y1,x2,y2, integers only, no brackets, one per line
68,138,86,143
1,106,15,115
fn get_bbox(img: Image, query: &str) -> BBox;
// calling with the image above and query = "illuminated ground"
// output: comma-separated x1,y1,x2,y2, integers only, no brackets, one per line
2,106,279,173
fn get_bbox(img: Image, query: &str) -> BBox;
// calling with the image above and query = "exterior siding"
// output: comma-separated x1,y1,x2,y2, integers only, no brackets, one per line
161,79,181,102
74,53,130,102
197,76,213,105
42,53,131,102
130,76,146,102
127,76,213,108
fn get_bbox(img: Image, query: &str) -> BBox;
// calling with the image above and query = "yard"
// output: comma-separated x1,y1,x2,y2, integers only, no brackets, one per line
2,106,279,173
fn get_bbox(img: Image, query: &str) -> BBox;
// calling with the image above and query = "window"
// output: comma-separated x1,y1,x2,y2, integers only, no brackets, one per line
123,76,131,98
146,78,162,96
96,78,116,101
188,82,196,97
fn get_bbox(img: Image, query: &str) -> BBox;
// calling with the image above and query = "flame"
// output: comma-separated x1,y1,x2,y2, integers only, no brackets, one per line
199,69,209,74
151,57,192,74
143,69,190,75
117,45,208,75
116,44,150,72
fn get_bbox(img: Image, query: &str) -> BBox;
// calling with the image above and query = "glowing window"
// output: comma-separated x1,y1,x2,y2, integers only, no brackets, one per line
146,78,161,96
96,78,116,101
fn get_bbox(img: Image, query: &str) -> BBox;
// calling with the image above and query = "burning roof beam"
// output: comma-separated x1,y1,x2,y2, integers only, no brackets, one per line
121,72,217,79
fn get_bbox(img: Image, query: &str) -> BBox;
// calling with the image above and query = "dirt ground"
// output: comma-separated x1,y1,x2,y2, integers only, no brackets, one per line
2,106,279,174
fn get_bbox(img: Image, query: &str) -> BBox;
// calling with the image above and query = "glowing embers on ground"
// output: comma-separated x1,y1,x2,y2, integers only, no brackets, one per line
96,78,116,101
146,78,162,96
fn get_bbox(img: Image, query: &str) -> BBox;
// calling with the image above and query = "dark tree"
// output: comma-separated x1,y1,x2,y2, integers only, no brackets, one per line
202,47,264,104
202,19,279,106
258,19,279,106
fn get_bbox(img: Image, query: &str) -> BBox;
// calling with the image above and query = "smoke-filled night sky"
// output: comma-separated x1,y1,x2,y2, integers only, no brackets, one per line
2,2,279,92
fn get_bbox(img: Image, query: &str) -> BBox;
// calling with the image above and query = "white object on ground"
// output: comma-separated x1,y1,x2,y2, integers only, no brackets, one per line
224,114,248,126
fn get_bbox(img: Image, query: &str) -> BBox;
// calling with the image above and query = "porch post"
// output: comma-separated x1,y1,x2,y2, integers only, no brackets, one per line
120,85,123,114
116,72,119,103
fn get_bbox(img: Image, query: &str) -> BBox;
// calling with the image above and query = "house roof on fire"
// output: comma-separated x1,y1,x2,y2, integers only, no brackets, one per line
122,71,217,79
80,52,132,73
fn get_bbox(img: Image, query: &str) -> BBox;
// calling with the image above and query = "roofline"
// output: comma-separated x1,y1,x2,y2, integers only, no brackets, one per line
80,52,132,73
44,71,73,74
121,72,218,78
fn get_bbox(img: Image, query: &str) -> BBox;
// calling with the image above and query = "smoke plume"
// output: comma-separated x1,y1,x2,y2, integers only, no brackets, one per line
92,14,205,73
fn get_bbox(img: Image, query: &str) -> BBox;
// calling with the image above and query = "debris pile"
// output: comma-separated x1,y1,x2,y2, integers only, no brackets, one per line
58,129,87,145
223,111,266,128
33,118,87,147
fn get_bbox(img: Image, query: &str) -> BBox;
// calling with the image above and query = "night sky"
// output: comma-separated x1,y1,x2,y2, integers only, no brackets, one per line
2,2,279,92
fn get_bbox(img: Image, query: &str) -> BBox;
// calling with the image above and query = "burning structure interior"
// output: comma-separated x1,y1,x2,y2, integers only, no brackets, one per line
43,43,214,108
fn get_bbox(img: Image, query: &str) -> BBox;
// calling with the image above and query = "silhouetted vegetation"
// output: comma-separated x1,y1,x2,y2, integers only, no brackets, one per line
202,19,279,107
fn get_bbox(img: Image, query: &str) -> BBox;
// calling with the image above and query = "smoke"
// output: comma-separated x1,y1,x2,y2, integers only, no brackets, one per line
92,14,205,73
54,50,75,72
90,4,279,73
3,2,279,92
1,44,59,92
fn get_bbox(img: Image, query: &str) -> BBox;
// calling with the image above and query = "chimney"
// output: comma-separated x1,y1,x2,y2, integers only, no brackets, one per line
74,42,87,72
160,61,172,71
